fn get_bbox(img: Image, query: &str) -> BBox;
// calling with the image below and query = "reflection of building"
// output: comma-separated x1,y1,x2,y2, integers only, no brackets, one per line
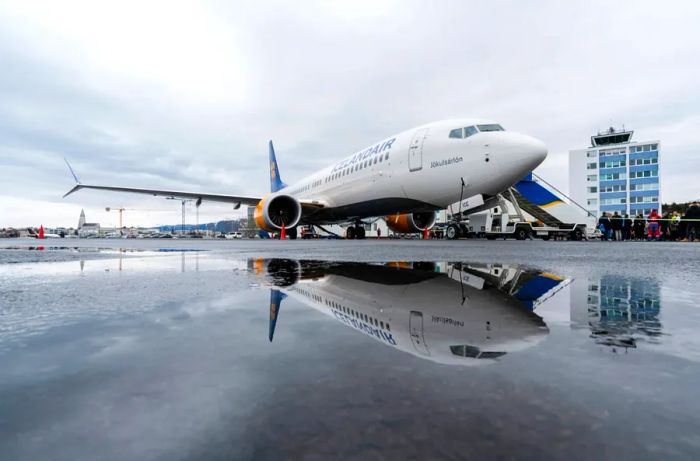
78,209,100,237
571,275,661,348
569,127,661,218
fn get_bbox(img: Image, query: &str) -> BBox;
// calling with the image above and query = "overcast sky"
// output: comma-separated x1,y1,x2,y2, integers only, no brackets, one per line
1,0,699,228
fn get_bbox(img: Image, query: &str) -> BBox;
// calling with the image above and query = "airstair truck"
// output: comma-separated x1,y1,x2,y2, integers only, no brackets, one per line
446,173,597,240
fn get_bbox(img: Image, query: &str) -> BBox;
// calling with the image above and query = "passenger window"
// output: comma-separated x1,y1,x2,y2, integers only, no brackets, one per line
464,126,478,138
449,128,464,139
477,124,504,132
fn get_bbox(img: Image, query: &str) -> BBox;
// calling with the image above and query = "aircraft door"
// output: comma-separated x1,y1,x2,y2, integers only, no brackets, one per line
408,128,429,172
409,311,430,356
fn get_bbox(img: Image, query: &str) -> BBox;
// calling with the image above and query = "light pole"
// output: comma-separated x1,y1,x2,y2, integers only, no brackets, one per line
167,198,194,237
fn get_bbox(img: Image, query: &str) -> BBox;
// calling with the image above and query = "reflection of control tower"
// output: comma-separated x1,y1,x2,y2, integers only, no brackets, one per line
571,275,661,348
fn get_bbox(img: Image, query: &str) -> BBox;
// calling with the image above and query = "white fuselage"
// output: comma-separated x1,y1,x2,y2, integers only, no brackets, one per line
276,119,547,222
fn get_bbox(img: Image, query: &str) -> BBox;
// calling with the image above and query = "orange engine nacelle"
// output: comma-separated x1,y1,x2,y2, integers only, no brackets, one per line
254,194,302,232
385,212,437,234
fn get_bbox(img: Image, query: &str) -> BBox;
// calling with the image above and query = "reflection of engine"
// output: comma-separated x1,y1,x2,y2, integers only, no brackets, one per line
385,212,436,233
254,195,302,231
265,259,301,287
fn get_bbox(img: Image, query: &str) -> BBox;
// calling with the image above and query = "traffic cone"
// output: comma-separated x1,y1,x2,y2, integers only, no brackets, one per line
423,228,429,240
280,223,286,240
38,225,45,239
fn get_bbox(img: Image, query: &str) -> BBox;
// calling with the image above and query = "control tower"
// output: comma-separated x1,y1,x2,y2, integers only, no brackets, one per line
569,127,661,218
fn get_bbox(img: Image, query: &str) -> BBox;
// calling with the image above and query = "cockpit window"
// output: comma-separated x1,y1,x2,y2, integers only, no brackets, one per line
478,351,507,359
477,124,504,132
450,345,480,358
449,128,463,139
464,126,478,137
450,345,507,359
449,126,479,139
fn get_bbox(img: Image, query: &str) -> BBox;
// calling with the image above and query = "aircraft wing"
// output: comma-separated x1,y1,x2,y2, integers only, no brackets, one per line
63,183,262,206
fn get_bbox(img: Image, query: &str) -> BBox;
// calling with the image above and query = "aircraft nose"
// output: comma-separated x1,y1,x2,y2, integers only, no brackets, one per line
524,136,548,169
498,132,548,172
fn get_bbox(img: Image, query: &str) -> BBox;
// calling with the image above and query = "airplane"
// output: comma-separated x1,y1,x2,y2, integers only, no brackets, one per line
63,119,547,239
254,259,565,366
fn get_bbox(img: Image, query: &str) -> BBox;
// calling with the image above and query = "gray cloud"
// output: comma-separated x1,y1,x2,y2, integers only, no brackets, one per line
1,0,699,227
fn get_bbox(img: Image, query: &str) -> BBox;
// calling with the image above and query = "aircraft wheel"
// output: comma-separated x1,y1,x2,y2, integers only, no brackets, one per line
446,224,461,240
346,226,355,240
287,228,297,240
356,225,366,239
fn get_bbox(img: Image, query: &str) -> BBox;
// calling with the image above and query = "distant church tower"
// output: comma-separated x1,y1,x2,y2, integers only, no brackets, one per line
78,209,86,229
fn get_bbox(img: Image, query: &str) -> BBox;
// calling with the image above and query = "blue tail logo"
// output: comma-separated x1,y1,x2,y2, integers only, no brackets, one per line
269,141,287,193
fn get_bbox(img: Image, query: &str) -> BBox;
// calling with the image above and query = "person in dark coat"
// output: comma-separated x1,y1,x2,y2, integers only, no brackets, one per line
598,212,611,241
660,211,670,241
623,214,632,241
685,202,700,242
633,213,645,241
610,211,623,241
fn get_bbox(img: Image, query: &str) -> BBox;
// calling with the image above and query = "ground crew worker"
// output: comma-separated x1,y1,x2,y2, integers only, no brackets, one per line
647,209,661,241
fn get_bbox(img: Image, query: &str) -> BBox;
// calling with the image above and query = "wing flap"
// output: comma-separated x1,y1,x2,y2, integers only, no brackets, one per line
63,183,261,205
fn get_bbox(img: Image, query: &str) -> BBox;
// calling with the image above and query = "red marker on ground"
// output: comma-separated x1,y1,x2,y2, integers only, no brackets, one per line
38,225,45,239
280,223,286,240
423,228,429,240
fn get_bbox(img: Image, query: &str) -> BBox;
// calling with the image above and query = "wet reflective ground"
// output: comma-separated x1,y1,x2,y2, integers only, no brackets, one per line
2,241,700,460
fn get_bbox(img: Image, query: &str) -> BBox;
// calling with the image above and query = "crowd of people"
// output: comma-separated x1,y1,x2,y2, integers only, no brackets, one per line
597,202,700,241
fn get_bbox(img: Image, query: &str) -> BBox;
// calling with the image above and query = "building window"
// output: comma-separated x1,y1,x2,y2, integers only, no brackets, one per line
629,169,658,179
599,160,626,168
601,184,626,193
587,162,597,169
600,198,627,205
587,186,598,193
587,174,598,181
600,173,626,180
587,151,597,158
587,199,598,206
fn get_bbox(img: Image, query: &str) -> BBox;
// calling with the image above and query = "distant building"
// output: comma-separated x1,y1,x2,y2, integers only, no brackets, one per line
78,209,100,237
569,127,660,217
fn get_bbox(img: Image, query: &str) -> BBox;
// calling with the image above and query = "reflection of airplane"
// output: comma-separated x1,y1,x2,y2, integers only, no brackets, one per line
256,260,566,366
63,120,547,238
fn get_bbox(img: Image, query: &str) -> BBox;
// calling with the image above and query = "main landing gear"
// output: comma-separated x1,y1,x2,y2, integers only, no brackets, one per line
346,224,366,240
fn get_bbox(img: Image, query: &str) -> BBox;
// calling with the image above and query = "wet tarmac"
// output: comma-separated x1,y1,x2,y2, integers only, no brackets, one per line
1,239,700,460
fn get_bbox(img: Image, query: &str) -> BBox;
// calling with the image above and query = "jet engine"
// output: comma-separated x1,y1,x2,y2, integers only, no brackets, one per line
254,195,302,232
385,212,436,234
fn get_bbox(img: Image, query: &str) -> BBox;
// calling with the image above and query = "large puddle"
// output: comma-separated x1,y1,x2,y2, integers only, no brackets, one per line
1,249,698,460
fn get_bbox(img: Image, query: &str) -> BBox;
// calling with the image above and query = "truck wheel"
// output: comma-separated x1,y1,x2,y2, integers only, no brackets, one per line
287,228,297,240
541,234,551,241
346,227,355,239
486,234,497,240
356,226,366,239
515,227,529,240
446,224,460,240
571,228,583,241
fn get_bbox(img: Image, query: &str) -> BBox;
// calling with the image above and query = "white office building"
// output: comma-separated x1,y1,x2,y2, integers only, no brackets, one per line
569,128,660,218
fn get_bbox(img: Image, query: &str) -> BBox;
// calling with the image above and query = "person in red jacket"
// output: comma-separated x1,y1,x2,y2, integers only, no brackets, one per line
647,209,661,241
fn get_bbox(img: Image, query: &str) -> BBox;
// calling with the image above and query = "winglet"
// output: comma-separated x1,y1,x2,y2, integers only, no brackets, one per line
268,141,288,193
63,184,83,198
64,158,81,184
